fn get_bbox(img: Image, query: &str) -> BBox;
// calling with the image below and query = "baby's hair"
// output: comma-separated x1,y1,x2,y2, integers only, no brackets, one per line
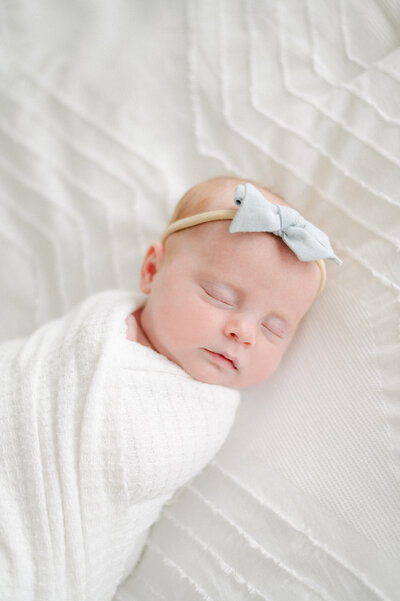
168,176,287,225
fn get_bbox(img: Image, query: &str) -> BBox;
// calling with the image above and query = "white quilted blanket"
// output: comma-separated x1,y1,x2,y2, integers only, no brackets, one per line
0,290,239,600
1,1,399,600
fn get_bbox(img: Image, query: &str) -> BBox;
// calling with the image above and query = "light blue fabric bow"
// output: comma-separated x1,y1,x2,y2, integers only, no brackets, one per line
229,183,342,264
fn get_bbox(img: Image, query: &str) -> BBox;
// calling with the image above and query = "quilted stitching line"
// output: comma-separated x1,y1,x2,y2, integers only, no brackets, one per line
209,461,391,601
246,1,400,174
165,501,326,601
7,58,174,244
303,0,400,123
0,161,68,311
0,112,122,288
339,0,400,73
162,510,273,601
287,1,400,125
217,5,399,276
147,540,214,601
338,0,371,71
11,59,172,193
278,2,400,170
244,3,400,250
0,81,146,262
186,0,237,172
375,58,400,84
218,0,324,189
189,0,297,180
0,82,151,198
333,240,400,291
219,0,400,233
276,5,400,209
0,158,92,302
134,579,168,601
0,200,41,328
305,0,365,84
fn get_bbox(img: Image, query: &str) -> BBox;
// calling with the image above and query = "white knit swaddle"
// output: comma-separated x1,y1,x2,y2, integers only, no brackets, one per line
0,290,239,601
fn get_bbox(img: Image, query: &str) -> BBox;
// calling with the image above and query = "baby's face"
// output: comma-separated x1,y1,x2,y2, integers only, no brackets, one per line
139,219,321,388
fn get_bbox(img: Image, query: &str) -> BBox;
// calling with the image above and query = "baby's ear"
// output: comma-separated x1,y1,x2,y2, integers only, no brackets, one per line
139,241,165,294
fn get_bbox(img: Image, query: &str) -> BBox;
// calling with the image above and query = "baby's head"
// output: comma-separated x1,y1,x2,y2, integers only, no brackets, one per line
136,177,337,388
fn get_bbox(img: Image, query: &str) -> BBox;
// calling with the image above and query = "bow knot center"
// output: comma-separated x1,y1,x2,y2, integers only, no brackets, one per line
277,205,305,235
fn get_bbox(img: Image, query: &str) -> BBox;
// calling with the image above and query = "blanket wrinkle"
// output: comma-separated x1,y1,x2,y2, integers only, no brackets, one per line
0,290,239,601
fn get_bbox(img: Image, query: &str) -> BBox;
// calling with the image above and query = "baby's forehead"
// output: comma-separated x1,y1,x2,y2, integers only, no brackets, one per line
178,178,287,219
186,221,311,279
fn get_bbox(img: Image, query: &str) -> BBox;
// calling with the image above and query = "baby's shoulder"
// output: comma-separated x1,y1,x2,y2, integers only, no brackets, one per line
125,313,138,342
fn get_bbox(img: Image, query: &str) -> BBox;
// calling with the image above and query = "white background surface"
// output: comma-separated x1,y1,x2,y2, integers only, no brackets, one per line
1,1,400,599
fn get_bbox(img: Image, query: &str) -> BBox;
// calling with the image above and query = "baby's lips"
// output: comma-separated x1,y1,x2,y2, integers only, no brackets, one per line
222,352,238,370
203,348,238,371
213,349,239,370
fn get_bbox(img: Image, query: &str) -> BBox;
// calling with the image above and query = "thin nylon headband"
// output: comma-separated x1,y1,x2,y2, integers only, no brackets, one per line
162,209,327,294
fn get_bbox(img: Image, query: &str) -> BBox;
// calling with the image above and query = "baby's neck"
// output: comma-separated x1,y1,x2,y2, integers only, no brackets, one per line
132,308,155,350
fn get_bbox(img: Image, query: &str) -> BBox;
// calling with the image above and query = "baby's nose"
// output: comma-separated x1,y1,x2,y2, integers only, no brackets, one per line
224,317,256,346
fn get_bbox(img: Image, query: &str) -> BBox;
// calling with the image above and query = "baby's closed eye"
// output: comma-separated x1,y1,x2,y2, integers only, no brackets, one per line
261,319,288,340
200,281,238,307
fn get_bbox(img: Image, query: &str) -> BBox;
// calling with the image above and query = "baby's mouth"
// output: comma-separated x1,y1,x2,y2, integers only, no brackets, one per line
203,349,238,371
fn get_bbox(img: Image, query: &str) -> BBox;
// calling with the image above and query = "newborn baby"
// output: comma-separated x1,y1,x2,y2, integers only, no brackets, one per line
126,176,340,388
0,176,340,601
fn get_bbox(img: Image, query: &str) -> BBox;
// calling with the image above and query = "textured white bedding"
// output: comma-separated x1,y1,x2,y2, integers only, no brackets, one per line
1,1,399,600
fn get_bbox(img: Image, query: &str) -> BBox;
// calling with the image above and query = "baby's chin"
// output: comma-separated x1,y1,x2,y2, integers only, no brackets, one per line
186,362,279,389
179,360,252,389
191,372,239,388
179,360,239,388
167,349,278,388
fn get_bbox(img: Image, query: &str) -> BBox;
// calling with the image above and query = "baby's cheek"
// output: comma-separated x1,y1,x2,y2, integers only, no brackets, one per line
173,297,208,331
252,347,285,385
158,303,192,343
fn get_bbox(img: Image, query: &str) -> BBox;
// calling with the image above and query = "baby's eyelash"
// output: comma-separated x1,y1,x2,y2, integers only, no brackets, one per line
261,323,286,338
202,286,234,306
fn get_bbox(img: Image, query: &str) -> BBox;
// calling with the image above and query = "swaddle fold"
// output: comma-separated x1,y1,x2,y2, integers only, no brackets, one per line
0,290,239,601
